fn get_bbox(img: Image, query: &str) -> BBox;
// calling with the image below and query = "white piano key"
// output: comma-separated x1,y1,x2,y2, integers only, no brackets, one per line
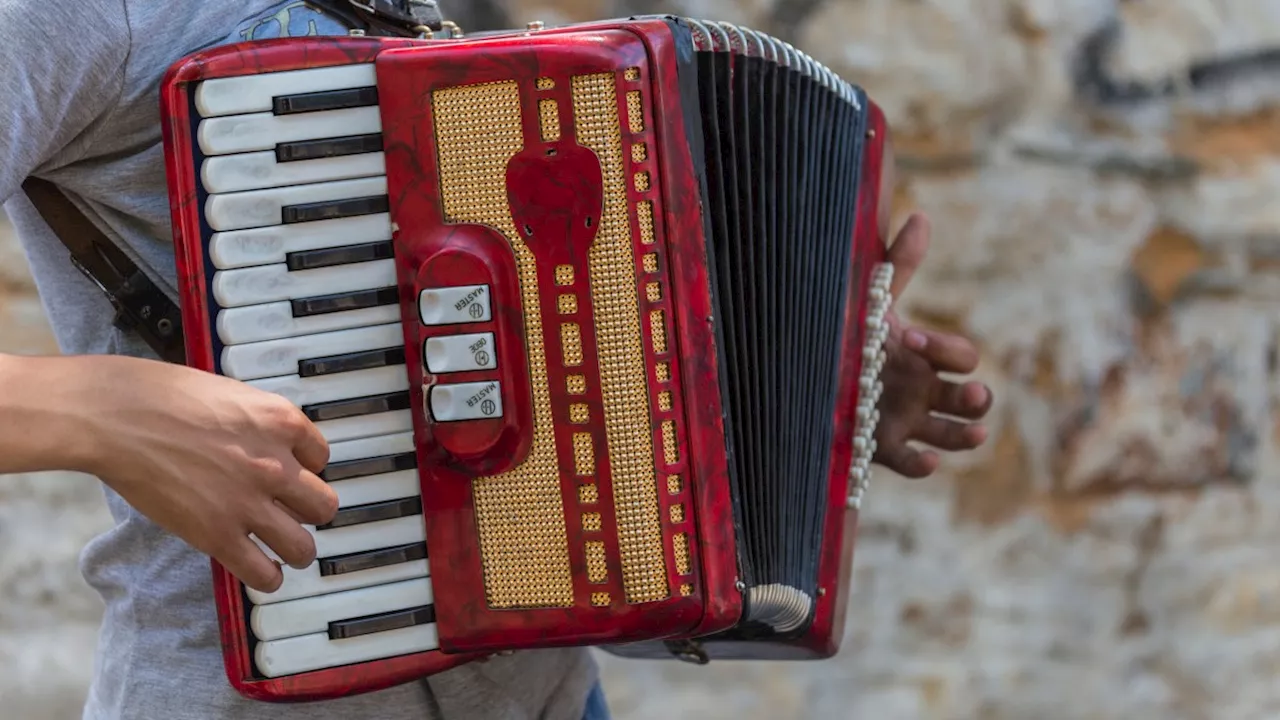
212,258,397,308
198,105,382,156
251,576,434,642
220,322,404,381
209,213,392,270
254,622,439,678
313,514,425,559
216,299,400,346
195,63,377,118
328,431,415,463
248,364,408,407
315,410,414,444
205,176,388,232
246,555,429,605
250,514,424,577
327,468,420,509
202,149,387,194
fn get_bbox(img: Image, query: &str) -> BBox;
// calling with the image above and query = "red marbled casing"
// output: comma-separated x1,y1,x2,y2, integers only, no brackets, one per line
159,14,890,703
375,18,740,656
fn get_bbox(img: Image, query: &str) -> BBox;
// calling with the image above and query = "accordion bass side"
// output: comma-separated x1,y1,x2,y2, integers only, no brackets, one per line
160,15,895,702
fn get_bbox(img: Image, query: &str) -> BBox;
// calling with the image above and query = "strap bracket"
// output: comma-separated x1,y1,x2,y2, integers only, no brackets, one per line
22,178,187,364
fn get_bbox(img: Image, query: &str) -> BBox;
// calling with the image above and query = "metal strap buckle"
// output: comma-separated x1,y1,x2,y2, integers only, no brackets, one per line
665,639,710,665
68,251,130,326
346,0,443,31
69,249,182,360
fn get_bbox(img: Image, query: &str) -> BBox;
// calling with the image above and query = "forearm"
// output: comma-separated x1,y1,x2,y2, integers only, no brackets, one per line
0,353,98,475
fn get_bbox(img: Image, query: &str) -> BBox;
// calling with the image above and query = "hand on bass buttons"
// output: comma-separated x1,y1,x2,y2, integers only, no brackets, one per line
872,212,994,479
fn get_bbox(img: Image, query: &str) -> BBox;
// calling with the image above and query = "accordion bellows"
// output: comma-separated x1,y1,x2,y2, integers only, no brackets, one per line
160,15,894,702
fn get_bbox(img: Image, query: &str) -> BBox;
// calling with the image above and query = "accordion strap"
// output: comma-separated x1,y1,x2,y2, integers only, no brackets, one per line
21,177,187,364
303,0,449,36
18,4,455,364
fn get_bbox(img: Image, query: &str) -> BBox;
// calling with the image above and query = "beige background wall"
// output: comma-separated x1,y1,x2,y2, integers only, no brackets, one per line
4,1,1280,717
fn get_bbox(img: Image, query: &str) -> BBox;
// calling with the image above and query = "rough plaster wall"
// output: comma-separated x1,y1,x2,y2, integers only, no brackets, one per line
4,0,1280,717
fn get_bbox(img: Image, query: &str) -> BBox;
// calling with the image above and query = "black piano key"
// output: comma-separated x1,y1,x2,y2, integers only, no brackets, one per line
273,86,379,115
275,133,384,163
303,391,411,422
286,240,394,271
320,451,417,482
282,195,389,224
298,346,405,378
318,541,428,577
290,286,398,318
318,497,423,531
328,605,435,640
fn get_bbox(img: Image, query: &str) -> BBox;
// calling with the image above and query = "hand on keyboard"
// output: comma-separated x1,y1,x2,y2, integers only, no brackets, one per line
872,212,994,479
77,355,339,593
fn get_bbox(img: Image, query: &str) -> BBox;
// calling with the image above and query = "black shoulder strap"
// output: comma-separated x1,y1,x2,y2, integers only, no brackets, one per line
21,3,453,365
303,0,449,36
21,177,187,364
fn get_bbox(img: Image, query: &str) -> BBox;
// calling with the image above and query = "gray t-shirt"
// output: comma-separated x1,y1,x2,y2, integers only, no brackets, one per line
0,1,597,717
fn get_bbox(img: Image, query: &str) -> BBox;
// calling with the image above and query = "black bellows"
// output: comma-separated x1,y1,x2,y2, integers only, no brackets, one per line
688,32,867,633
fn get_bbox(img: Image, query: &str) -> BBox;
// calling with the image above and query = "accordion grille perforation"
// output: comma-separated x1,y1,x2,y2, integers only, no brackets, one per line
538,98,561,142
585,541,608,584
637,200,655,244
571,72,669,605
431,80,574,609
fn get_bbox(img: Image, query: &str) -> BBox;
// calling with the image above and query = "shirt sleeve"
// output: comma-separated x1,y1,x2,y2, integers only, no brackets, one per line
0,0,130,203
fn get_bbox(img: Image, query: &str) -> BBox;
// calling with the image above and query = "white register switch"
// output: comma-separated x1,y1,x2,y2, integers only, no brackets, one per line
423,332,498,374
430,381,504,422
418,284,492,325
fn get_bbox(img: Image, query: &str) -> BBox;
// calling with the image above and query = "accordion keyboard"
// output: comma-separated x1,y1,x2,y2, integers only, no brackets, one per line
191,64,438,677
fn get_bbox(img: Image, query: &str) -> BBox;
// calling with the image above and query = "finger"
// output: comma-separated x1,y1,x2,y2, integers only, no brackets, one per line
272,466,339,527
874,442,940,479
902,327,981,375
274,497,331,530
886,213,930,299
219,534,285,594
289,411,331,474
248,502,318,570
931,380,993,420
913,415,988,452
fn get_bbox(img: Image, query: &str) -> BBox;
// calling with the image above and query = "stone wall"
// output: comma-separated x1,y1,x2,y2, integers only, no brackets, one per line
5,0,1280,717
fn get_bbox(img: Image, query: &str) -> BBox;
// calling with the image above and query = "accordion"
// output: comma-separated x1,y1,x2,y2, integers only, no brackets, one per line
160,15,895,702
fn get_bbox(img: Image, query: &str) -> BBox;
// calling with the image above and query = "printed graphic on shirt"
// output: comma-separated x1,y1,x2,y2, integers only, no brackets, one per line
234,1,350,42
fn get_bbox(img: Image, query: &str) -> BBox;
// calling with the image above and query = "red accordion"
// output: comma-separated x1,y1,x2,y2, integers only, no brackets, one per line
160,15,895,702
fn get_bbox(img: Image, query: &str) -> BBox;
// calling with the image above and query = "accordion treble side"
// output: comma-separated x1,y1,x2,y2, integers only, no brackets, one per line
159,14,894,702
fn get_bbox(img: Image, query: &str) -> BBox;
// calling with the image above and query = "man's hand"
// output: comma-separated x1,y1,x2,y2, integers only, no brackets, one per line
872,213,993,478
2,354,339,594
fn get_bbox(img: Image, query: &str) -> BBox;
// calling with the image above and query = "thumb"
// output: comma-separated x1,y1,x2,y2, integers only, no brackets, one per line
886,212,930,300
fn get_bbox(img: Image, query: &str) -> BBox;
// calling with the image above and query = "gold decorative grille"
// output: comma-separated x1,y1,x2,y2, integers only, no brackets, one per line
572,73,668,604
431,80,573,609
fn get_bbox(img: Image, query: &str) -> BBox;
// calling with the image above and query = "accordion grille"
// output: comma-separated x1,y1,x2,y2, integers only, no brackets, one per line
571,73,669,604
432,80,575,609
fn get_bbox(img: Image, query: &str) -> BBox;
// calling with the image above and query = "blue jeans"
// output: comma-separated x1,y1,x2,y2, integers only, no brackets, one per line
582,682,611,720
